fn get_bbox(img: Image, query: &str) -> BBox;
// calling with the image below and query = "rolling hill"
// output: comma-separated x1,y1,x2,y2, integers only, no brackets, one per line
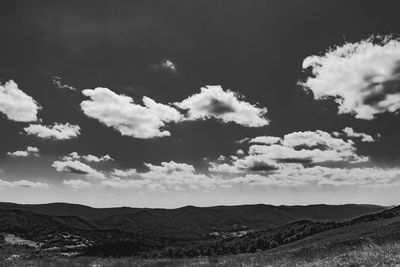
161,205,400,258
0,202,395,259
0,202,386,239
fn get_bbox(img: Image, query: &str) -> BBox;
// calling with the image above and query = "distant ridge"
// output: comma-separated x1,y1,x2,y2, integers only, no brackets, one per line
0,202,141,221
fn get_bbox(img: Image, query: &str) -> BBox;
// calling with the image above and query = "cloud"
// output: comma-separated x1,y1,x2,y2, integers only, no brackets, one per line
175,85,269,127
62,147,400,191
80,86,269,138
230,165,400,188
249,136,281,145
7,146,39,157
205,129,400,188
209,130,368,174
236,149,245,156
62,152,113,162
83,154,113,162
151,59,178,74
210,154,280,173
52,76,76,91
81,87,182,138
24,123,81,140
102,161,221,192
111,168,137,177
104,160,400,190
236,138,250,144
341,127,376,142
52,160,105,179
143,161,195,174
0,80,40,122
7,151,29,157
250,132,367,164
281,130,355,151
0,179,49,189
301,36,400,119
61,152,80,160
217,155,226,161
101,178,162,191
63,179,91,191
98,159,400,190
26,146,39,153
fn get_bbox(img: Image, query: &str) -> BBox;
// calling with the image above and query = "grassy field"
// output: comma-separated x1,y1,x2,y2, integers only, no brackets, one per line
2,238,400,267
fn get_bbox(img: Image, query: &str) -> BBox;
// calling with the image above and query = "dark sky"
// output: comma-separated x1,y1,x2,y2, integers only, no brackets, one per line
0,0,400,207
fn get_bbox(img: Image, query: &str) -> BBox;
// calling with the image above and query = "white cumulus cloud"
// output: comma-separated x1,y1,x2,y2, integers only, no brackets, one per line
7,146,39,157
81,87,182,139
342,127,376,142
175,85,269,127
83,154,113,162
0,80,40,122
62,152,113,162
250,130,367,164
301,36,400,120
7,151,29,157
24,123,81,140
209,130,368,174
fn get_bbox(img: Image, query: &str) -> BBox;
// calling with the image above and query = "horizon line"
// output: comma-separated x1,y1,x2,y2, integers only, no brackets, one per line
0,201,392,210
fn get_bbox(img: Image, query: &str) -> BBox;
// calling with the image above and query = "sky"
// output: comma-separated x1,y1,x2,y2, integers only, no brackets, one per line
1,0,400,208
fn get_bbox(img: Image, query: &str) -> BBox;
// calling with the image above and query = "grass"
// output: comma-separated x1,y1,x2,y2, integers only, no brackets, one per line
2,239,400,267
217,239,400,267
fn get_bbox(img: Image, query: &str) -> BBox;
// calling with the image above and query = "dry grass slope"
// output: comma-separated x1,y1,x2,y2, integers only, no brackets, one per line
219,240,400,267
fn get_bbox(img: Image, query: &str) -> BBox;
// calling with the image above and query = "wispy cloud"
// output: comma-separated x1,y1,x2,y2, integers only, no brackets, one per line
52,76,76,91
151,59,178,74
0,179,49,189
52,159,105,179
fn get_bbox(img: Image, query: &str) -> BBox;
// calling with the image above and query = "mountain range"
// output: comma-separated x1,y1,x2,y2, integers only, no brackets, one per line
0,202,394,258
0,202,386,238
